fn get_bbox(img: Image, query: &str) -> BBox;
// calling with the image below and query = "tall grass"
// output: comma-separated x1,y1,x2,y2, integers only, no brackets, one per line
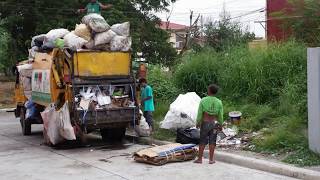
173,40,318,165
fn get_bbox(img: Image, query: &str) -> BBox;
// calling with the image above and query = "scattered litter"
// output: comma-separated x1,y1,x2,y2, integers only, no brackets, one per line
160,92,201,130
133,143,198,166
216,126,240,147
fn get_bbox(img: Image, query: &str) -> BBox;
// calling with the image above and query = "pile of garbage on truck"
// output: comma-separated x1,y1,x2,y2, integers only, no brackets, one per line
28,13,131,60
75,85,135,112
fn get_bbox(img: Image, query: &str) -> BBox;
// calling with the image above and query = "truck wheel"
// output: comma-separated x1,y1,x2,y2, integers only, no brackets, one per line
20,107,31,136
100,128,126,142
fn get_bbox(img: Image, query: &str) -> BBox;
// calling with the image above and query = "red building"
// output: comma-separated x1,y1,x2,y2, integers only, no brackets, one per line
267,0,292,41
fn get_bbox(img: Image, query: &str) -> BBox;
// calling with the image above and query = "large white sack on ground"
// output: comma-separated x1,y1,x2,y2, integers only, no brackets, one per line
82,13,110,33
46,28,70,41
94,30,116,46
74,24,92,41
110,36,132,51
64,32,88,49
111,22,130,36
41,102,76,145
160,92,201,130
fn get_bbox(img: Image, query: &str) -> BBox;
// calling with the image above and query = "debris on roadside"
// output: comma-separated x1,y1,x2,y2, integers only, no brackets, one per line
133,143,198,166
216,126,241,147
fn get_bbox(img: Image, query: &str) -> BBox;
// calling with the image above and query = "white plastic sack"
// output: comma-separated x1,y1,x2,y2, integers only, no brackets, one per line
135,110,150,137
160,92,201,130
28,46,39,60
41,104,64,145
82,13,110,33
110,36,132,51
58,102,76,141
94,30,116,46
74,24,91,41
111,22,130,36
46,28,69,41
64,32,88,49
40,102,76,145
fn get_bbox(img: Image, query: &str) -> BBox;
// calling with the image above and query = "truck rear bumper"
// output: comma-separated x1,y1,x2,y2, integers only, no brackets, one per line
76,107,139,130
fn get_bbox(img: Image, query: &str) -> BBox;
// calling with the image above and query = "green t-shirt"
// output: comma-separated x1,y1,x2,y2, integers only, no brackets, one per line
86,2,101,14
141,85,155,112
196,96,224,125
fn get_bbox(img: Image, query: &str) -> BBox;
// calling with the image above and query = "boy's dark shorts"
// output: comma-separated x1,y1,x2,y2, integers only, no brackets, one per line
199,121,218,145
143,111,153,128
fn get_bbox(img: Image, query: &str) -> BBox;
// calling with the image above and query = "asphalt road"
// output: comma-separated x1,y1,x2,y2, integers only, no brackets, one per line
0,112,297,180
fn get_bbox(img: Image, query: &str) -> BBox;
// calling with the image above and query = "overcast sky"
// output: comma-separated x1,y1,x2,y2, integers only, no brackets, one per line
156,0,266,38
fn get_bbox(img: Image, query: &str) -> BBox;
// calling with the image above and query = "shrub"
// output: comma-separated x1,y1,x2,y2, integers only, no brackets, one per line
147,65,180,102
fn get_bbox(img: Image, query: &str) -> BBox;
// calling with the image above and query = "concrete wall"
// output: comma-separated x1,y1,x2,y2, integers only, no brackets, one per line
307,48,320,154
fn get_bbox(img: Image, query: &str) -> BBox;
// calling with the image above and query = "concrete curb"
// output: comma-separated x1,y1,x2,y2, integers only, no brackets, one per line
131,135,320,180
0,108,15,113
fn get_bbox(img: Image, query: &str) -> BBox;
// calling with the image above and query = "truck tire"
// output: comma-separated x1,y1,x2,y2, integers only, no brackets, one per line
20,107,31,136
100,128,126,142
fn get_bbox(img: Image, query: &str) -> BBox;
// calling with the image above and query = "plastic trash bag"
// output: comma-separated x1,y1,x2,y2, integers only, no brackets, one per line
40,102,76,145
135,110,150,137
111,22,130,36
46,28,70,42
94,30,116,46
160,92,201,130
31,34,46,47
82,13,110,33
110,36,132,51
176,128,200,144
64,32,88,49
74,24,92,41
41,104,64,145
58,102,76,141
28,46,39,60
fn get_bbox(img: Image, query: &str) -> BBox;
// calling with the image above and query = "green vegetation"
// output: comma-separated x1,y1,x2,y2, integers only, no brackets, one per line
149,40,320,166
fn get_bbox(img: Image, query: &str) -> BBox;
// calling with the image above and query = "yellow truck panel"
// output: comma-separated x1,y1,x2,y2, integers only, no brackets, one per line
75,51,131,77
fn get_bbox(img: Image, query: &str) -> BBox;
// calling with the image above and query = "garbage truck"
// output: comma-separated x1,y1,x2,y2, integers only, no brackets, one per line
14,48,139,143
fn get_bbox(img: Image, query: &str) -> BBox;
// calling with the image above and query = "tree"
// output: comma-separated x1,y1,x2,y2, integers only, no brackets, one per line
204,8,255,51
0,0,177,74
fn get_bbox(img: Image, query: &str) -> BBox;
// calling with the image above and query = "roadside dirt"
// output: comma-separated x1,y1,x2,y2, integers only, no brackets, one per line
0,81,15,108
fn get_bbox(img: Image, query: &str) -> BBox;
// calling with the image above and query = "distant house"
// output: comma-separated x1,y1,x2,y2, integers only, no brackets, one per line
159,21,188,50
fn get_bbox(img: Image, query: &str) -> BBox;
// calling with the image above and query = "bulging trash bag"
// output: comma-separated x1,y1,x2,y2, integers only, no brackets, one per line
111,22,130,36
41,102,76,145
28,46,39,60
176,128,200,144
46,28,70,42
94,30,116,46
31,34,46,47
82,13,110,33
64,32,88,49
135,110,150,137
110,36,132,51
160,92,201,130
74,24,92,41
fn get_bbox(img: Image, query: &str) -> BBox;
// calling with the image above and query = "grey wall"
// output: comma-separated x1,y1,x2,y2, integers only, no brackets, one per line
307,48,320,154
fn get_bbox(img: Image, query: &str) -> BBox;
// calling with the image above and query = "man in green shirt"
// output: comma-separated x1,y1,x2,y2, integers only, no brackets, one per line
78,0,112,14
194,84,224,164
139,78,155,131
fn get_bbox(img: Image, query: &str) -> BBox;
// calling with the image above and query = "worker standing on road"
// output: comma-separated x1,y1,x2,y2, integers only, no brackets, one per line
194,84,224,164
77,0,112,14
139,78,155,132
